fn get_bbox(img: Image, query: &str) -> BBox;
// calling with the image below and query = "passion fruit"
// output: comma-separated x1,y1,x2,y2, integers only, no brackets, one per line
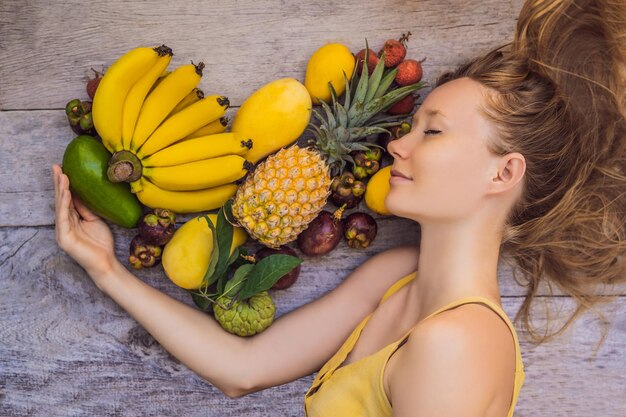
344,212,378,248
296,206,345,257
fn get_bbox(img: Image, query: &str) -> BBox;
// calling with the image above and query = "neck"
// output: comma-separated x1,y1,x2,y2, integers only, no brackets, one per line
407,215,505,318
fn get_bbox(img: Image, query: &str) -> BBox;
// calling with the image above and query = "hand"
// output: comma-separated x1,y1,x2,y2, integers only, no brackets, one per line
53,164,118,285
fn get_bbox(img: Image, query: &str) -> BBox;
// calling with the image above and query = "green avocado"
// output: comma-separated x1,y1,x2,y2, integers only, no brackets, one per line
62,135,142,228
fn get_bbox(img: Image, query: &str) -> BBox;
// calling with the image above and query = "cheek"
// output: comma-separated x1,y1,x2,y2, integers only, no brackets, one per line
388,142,488,217
429,147,483,187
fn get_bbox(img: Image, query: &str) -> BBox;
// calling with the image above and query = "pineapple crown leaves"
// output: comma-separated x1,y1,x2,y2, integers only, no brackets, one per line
190,201,303,311
307,39,424,177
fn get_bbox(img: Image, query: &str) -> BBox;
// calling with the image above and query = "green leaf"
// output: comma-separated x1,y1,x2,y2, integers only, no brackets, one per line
355,126,391,138
329,81,339,106
342,71,352,111
319,99,337,131
227,246,240,266
311,108,327,127
354,83,423,126
237,254,303,300
335,101,348,129
222,263,254,298
349,65,369,124
374,68,398,100
379,83,424,113
368,115,407,125
200,215,220,287
211,206,234,286
190,291,213,312
349,60,360,105
365,51,386,103
349,39,372,124
344,140,372,151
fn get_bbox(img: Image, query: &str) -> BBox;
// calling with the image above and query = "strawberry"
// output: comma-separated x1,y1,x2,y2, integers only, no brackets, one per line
395,59,424,86
355,48,379,75
379,32,411,68
386,94,416,115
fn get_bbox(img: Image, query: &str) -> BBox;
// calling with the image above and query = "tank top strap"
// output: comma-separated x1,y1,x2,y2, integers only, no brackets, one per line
378,271,417,305
392,295,524,365
383,296,525,417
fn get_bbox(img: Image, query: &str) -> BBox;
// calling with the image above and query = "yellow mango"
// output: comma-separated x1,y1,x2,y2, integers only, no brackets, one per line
365,165,392,215
231,78,311,163
162,214,248,290
305,43,356,105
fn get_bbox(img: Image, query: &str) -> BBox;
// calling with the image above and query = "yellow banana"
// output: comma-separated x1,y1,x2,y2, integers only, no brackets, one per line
136,94,230,158
130,177,238,213
141,132,253,167
121,51,173,151
148,71,170,94
130,62,204,153
92,45,168,153
142,155,252,191
168,88,204,116
182,116,229,140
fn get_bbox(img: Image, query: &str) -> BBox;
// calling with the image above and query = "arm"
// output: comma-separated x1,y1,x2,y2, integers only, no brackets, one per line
239,244,421,396
53,164,247,397
388,314,503,417
53,164,420,398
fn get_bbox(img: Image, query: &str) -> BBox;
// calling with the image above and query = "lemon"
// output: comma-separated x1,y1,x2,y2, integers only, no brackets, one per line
305,43,356,104
365,165,392,215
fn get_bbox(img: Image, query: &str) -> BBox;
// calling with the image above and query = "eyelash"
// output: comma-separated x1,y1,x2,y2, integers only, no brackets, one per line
424,129,441,136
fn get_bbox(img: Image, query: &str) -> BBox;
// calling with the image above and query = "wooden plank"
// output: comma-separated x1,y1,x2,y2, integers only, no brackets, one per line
0,0,522,110
0,227,624,416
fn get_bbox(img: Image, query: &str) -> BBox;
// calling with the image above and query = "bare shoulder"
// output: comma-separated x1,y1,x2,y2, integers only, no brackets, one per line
388,305,515,417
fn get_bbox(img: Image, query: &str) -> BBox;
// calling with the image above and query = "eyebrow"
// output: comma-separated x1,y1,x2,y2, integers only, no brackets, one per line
412,109,446,122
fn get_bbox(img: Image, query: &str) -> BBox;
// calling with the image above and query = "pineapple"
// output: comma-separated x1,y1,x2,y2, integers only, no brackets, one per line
233,146,332,248
233,47,423,248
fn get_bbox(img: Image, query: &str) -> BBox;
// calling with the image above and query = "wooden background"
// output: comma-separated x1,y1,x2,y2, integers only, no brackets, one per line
1,0,624,416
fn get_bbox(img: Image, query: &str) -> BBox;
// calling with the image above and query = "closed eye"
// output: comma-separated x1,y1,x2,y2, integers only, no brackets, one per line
424,129,441,136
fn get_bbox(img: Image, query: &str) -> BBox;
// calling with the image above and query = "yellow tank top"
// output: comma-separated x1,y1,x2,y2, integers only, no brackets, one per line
304,271,525,417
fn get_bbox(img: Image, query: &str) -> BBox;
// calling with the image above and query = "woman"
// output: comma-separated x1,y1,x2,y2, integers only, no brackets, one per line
53,0,625,415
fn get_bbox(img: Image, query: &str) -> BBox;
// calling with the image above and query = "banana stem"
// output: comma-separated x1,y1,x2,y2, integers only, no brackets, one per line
107,150,143,183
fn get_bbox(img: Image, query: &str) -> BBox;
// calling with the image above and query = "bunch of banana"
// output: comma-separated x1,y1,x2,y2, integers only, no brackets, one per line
91,45,254,213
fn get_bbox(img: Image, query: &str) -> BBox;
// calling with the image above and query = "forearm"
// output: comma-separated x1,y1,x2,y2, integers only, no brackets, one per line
95,261,250,397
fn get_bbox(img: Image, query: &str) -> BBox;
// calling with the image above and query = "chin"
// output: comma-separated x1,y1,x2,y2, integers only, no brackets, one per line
385,196,408,218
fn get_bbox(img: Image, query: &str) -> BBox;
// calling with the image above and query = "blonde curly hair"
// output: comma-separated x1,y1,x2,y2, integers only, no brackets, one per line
437,0,626,351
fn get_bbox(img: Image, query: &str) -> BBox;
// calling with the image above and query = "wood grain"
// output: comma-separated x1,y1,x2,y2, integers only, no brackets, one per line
0,0,522,110
1,0,625,416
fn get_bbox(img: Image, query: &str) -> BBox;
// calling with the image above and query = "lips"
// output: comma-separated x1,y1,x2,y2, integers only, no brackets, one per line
390,169,412,180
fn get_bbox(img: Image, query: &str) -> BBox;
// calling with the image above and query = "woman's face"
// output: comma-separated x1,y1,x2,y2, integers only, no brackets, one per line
386,77,500,222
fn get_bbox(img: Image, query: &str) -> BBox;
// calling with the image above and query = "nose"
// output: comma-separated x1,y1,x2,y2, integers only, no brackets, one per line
387,130,412,159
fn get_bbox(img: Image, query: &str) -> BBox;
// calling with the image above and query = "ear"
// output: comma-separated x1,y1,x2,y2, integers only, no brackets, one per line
487,152,525,195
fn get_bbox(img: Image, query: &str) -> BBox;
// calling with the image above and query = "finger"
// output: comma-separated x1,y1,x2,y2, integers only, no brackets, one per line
58,174,81,225
53,165,63,208
54,166,66,223
56,188,73,237
56,170,68,208
73,196,100,222
52,165,59,198
57,171,79,227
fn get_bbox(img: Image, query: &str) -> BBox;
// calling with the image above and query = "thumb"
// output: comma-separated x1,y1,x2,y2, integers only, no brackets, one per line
73,196,101,222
